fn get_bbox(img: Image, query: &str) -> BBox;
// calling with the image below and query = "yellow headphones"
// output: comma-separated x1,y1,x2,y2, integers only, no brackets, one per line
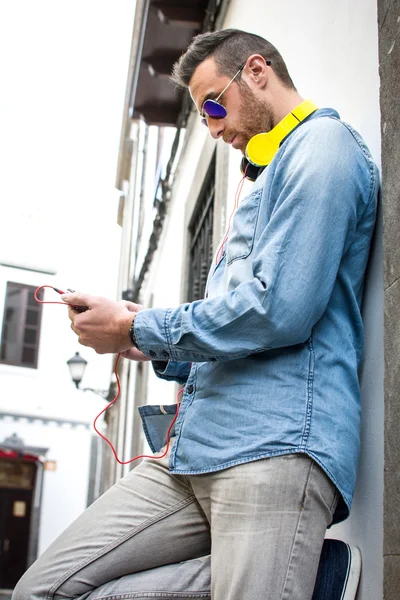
241,99,318,180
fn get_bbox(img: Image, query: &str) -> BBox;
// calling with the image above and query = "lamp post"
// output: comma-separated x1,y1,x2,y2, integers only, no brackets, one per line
66,352,111,400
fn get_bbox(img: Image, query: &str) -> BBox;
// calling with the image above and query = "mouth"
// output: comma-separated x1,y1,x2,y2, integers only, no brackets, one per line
223,135,235,145
228,135,241,150
224,134,244,152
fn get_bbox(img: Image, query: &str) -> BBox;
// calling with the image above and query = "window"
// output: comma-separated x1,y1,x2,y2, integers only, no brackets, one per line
0,282,43,368
187,159,216,302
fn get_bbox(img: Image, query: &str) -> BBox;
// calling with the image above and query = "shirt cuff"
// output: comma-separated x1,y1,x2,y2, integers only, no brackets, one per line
133,307,172,361
129,315,138,347
151,360,192,384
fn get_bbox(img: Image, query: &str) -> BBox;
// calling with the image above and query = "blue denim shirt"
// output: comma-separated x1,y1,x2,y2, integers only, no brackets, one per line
134,108,379,523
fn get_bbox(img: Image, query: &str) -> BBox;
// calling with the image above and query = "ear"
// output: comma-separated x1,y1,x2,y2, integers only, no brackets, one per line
243,54,270,89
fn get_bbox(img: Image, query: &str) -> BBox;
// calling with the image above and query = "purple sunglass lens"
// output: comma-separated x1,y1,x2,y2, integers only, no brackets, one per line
202,99,227,120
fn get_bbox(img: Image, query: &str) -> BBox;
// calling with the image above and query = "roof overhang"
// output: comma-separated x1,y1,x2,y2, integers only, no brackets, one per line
130,0,209,127
116,0,228,190
116,0,209,189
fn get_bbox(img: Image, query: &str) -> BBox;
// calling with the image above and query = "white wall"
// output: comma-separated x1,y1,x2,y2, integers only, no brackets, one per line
328,206,384,599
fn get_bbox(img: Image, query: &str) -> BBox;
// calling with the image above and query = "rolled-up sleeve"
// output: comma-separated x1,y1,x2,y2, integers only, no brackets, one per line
151,360,192,384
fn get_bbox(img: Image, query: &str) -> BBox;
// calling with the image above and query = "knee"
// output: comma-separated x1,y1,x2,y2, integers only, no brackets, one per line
12,573,32,600
12,564,45,600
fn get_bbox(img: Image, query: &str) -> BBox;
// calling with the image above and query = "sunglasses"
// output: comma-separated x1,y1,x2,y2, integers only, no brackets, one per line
201,63,245,126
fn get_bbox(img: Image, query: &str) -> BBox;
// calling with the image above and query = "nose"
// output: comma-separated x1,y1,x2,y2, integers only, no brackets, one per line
208,118,225,140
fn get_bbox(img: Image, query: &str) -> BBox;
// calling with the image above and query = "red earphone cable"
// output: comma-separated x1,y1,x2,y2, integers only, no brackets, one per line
35,285,182,464
215,165,248,265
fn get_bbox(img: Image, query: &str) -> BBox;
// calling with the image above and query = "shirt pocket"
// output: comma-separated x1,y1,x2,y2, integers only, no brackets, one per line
226,189,262,265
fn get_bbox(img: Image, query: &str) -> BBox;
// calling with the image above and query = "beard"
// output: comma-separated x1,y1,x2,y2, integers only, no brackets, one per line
223,82,274,153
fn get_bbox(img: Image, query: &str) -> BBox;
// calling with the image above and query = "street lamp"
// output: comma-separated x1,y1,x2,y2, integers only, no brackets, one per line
66,352,88,388
66,352,111,400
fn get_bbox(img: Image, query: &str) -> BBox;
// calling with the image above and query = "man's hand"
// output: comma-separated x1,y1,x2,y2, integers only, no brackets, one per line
61,292,142,355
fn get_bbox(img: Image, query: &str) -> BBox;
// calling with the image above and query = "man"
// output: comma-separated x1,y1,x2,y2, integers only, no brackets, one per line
13,29,378,600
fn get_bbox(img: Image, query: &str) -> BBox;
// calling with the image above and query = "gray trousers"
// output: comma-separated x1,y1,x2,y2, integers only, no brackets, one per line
13,452,337,600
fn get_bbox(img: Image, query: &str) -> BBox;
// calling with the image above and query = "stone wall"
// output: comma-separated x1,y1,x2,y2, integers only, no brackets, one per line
379,0,400,597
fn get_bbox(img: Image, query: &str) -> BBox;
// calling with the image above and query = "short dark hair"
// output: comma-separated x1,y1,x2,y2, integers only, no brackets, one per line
171,29,295,90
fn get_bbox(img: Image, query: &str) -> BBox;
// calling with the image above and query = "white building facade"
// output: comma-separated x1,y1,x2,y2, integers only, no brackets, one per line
0,256,113,591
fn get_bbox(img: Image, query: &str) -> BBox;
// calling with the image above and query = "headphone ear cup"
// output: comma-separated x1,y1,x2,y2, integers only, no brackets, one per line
240,157,261,182
240,156,248,176
244,101,318,170
245,132,280,167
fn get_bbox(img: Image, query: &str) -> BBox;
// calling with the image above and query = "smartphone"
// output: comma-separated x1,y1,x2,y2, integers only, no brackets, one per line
54,287,88,312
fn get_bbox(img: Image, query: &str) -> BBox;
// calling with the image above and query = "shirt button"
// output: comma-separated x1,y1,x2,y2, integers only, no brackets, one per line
186,384,194,394
149,350,157,358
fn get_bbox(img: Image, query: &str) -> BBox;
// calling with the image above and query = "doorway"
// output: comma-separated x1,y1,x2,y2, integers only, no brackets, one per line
0,457,36,590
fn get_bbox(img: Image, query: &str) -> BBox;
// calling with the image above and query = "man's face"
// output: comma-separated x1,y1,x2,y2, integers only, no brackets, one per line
189,57,273,154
